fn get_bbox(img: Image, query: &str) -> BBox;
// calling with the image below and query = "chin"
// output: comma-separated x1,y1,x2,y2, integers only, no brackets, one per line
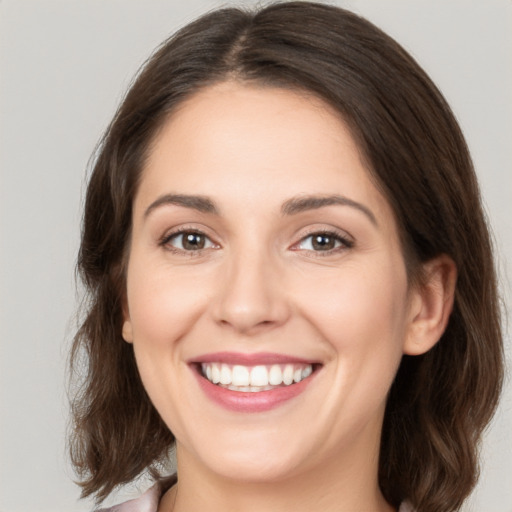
177,423,315,484
203,450,307,484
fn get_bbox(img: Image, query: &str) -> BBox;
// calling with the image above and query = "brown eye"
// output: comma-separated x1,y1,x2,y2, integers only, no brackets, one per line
164,231,214,251
311,234,336,250
182,232,206,250
296,231,353,253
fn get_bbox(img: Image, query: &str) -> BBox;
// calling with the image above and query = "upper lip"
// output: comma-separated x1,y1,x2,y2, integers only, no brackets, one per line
189,351,320,366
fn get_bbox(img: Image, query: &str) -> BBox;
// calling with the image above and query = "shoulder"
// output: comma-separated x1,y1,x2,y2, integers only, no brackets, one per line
398,502,415,512
95,474,178,512
95,483,160,512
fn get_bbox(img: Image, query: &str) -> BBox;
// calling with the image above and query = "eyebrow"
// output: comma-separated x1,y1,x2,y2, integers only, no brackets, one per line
144,194,218,218
144,192,377,226
281,194,378,226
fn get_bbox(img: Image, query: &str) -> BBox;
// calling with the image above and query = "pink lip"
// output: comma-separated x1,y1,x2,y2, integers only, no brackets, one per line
190,351,317,365
189,352,320,413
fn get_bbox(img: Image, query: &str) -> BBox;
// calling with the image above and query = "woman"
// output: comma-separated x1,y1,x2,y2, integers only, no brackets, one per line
69,3,504,511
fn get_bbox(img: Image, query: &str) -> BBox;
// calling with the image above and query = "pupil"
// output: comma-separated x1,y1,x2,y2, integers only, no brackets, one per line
183,233,204,250
312,234,334,250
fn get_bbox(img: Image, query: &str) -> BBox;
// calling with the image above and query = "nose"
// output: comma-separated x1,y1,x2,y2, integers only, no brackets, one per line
211,248,291,335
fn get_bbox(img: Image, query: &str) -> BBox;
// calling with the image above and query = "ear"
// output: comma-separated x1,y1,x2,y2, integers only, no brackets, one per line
121,302,134,344
122,318,134,343
403,254,457,356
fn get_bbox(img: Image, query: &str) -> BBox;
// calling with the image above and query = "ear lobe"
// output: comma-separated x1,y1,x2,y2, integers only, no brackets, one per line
403,254,457,356
121,291,133,343
122,318,134,343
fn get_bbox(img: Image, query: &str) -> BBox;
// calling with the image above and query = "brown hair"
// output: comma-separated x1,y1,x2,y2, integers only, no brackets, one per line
69,3,504,511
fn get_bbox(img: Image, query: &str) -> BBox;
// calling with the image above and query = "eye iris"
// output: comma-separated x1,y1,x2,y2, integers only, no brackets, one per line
312,234,335,250
182,232,205,250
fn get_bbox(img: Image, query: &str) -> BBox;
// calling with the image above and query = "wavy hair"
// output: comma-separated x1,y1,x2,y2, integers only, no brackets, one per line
69,3,504,511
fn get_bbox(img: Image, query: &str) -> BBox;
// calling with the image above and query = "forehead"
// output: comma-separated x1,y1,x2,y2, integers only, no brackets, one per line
136,81,392,224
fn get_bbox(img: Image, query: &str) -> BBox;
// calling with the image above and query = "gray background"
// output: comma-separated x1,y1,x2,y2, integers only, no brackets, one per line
0,0,510,510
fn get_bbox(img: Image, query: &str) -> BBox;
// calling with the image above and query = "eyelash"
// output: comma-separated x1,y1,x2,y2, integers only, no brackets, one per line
159,228,354,256
159,228,217,256
292,229,354,255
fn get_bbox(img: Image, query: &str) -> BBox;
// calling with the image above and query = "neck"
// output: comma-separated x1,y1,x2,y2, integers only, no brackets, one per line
160,442,396,512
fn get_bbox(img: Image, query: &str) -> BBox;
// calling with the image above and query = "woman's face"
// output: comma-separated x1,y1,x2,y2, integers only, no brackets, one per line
123,82,419,483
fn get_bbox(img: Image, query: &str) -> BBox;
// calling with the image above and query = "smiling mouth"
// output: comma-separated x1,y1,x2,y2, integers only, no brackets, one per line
199,362,315,392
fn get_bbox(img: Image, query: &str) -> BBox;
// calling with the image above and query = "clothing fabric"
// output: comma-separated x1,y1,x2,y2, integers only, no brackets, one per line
96,484,160,512
97,480,415,512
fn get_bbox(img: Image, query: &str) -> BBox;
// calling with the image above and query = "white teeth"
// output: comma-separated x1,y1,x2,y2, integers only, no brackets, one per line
232,365,250,386
283,365,294,385
228,385,250,392
250,365,268,386
268,365,283,386
200,362,315,391
220,364,231,385
211,364,221,384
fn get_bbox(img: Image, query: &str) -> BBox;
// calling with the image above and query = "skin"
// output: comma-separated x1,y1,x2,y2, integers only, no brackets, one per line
122,82,456,512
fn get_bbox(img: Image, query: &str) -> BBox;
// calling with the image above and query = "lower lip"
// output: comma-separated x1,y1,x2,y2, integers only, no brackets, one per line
193,367,317,413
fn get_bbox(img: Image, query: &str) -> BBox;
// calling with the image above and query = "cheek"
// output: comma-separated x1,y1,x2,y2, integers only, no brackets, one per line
297,259,410,360
125,258,209,351
124,258,210,430
296,261,410,429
